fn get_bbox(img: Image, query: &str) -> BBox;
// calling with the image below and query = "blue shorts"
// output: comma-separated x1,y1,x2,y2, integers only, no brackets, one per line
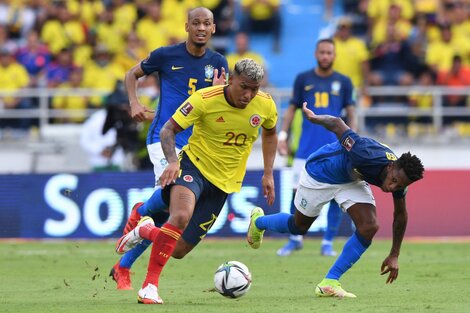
162,152,228,245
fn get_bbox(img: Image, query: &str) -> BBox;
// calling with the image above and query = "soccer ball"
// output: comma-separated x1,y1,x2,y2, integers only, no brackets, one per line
214,261,252,298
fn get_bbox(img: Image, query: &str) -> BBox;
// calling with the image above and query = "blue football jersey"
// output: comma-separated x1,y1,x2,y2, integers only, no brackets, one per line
305,129,406,197
291,69,355,159
141,42,228,149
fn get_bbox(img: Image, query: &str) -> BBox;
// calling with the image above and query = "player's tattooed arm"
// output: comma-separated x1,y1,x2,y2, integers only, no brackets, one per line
302,102,350,139
159,119,184,187
160,119,183,164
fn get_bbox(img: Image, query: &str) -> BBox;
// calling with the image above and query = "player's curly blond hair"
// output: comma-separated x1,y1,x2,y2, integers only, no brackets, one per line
234,58,264,83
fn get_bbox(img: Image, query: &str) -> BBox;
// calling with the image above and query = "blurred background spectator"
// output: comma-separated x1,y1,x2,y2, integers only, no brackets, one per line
51,67,87,124
226,32,269,86
437,55,470,109
15,29,51,88
45,47,76,88
0,46,32,132
332,17,369,96
368,24,415,87
240,0,282,52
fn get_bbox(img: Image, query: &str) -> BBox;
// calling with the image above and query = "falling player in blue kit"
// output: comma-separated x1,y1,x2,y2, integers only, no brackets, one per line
277,38,356,257
247,103,424,298
110,7,228,290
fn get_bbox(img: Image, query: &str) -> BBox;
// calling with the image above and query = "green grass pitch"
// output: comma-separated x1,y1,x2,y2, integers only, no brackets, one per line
1,238,469,313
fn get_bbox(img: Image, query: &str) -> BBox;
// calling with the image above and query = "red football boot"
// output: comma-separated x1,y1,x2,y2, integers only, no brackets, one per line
109,263,133,290
123,202,144,235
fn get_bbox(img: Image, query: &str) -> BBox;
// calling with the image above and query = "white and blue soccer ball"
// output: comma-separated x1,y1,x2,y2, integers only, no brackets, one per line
214,261,252,298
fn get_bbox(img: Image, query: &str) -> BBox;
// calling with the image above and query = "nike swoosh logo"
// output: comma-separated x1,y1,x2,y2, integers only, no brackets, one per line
172,66,184,70
304,84,314,91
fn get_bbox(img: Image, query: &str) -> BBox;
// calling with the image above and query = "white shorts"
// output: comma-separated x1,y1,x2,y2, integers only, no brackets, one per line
294,168,375,217
291,158,306,190
147,142,181,189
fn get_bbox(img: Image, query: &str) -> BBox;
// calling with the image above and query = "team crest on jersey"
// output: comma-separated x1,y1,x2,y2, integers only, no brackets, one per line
180,102,193,116
386,152,397,161
183,175,193,182
300,198,308,208
342,135,355,151
204,65,215,79
331,81,341,95
249,114,261,127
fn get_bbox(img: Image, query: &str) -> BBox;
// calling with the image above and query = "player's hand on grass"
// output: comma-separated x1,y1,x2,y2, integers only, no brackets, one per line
381,255,399,284
261,174,275,206
159,162,180,188
130,100,155,123
212,67,227,86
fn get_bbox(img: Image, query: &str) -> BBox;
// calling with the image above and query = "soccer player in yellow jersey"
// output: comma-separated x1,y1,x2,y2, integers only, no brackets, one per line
116,58,278,304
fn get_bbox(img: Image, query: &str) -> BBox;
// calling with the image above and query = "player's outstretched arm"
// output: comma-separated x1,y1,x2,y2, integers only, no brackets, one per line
302,102,350,139
125,64,155,123
261,126,277,206
381,197,408,284
159,119,183,187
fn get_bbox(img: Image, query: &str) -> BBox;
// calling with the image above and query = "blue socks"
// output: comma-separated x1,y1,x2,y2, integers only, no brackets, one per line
119,239,152,268
255,213,303,235
324,200,342,241
137,188,168,216
326,231,371,280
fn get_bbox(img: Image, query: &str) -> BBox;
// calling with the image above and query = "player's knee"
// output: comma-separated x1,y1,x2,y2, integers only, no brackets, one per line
168,212,191,229
356,222,379,241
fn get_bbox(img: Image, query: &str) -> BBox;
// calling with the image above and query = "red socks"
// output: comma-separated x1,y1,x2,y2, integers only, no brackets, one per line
143,223,183,287
139,223,160,242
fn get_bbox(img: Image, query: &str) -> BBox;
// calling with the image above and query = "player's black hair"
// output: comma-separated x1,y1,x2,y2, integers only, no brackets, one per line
396,152,424,182
316,38,335,49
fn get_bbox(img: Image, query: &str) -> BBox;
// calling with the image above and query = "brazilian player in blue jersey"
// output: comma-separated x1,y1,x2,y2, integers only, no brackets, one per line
248,103,424,298
277,38,356,257
110,7,228,290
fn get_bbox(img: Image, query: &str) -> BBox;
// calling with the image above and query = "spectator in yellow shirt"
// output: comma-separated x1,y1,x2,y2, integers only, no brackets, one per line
136,1,171,51
226,32,268,86
40,2,85,54
82,44,126,107
95,10,127,55
0,47,32,130
333,17,370,91
426,23,470,72
52,68,88,124
370,3,412,47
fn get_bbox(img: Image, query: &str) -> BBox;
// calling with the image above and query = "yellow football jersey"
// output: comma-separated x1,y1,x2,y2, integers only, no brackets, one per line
172,85,278,193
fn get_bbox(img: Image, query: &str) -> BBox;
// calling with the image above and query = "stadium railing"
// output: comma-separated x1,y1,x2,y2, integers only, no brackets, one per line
1,86,470,139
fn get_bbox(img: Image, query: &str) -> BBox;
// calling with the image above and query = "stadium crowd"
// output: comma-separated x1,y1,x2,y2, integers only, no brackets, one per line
0,0,470,152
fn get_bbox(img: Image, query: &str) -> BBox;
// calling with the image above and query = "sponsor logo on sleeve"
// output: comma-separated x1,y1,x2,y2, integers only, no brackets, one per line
341,136,355,151
180,102,193,116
